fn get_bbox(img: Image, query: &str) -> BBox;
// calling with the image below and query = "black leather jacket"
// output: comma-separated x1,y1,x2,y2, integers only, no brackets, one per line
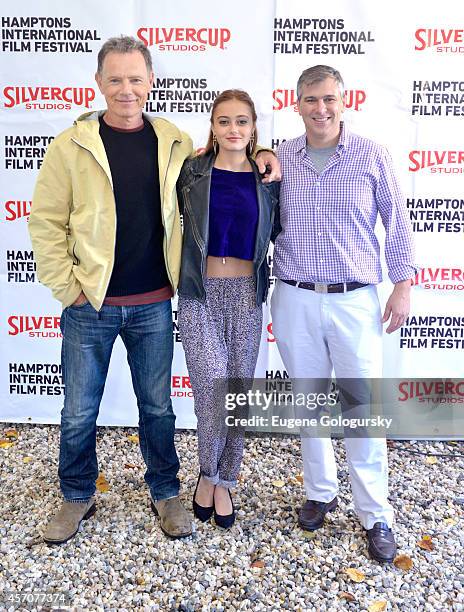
177,152,279,305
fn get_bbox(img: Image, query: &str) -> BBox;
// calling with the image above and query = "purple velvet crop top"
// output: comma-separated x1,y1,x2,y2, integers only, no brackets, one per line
208,167,258,260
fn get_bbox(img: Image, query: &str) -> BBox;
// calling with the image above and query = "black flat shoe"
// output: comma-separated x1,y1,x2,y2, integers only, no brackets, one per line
214,489,235,529
192,473,214,522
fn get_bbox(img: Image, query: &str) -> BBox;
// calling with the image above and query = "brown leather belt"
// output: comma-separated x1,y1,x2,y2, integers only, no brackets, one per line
281,279,368,294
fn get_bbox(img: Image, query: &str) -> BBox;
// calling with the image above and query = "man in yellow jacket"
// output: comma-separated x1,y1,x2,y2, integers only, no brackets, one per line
29,35,278,544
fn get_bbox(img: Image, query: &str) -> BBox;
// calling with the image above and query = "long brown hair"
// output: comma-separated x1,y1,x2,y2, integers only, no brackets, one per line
203,89,258,156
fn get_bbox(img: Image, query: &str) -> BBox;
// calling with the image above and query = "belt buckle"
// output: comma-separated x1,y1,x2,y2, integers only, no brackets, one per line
314,283,328,293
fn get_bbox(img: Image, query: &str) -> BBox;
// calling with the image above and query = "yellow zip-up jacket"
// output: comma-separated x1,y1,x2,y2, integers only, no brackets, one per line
28,111,192,311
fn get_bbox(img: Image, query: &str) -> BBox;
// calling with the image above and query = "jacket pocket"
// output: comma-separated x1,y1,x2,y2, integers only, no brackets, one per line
66,234,80,266
183,190,205,251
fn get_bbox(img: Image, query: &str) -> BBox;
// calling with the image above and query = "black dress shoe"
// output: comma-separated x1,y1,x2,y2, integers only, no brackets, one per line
214,489,235,529
192,474,214,522
298,497,338,531
366,522,397,563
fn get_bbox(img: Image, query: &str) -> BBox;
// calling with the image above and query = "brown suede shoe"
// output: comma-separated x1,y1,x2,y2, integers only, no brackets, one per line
151,496,192,539
298,497,338,531
42,498,96,544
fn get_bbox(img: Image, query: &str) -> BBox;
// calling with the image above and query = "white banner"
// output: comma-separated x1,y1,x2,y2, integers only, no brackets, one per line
1,0,463,430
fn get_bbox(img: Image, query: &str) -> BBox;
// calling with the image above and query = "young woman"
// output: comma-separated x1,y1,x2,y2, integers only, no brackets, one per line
177,90,278,528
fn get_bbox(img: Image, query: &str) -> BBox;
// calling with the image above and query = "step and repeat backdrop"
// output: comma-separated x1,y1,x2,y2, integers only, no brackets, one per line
1,0,463,432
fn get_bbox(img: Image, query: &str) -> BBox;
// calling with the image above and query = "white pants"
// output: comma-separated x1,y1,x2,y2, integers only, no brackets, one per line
271,280,394,529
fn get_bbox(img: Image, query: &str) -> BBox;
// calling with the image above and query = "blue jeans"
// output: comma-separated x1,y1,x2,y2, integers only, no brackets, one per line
58,300,179,502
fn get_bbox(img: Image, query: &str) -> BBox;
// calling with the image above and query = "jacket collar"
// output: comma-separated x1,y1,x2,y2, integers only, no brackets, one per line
73,110,183,144
188,151,215,177
147,114,183,143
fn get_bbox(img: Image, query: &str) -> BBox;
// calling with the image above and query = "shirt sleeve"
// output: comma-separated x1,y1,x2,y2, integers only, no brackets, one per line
375,147,417,283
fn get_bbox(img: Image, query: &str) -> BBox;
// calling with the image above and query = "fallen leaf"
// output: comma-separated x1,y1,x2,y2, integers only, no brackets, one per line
295,474,304,484
417,536,434,551
272,479,285,488
251,560,265,569
425,456,438,465
0,440,15,449
124,463,137,469
344,568,365,582
5,429,19,440
96,473,110,493
444,518,457,526
339,591,356,602
393,554,413,571
23,456,33,463
301,530,317,539
127,434,139,443
368,601,387,612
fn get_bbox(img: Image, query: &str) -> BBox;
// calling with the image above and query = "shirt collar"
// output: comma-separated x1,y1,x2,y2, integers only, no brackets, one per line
294,121,349,153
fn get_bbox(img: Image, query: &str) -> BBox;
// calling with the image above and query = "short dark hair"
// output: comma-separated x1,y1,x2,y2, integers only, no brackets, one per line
97,36,153,74
297,65,344,100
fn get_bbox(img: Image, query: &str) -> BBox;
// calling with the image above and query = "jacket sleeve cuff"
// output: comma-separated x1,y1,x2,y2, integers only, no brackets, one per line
55,281,83,309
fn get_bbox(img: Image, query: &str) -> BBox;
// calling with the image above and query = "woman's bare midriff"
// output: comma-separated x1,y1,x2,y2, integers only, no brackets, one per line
206,256,253,278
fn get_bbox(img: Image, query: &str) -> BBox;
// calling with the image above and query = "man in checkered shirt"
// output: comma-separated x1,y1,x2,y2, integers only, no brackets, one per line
271,65,415,563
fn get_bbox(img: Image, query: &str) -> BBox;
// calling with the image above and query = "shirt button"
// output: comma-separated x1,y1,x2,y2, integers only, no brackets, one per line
318,232,322,237
320,259,324,263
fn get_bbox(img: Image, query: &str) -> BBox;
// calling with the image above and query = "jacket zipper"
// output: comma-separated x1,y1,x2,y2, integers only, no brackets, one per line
161,141,176,289
71,137,116,306
183,188,207,299
253,179,269,303
183,189,205,252
71,138,113,185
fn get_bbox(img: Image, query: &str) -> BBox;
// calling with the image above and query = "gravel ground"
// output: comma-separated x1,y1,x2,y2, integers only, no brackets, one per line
1,424,463,611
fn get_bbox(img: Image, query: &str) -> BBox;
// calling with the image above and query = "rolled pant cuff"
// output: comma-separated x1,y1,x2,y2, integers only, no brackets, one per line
63,497,93,503
201,473,237,488
150,489,180,502
202,473,219,486
217,478,237,489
